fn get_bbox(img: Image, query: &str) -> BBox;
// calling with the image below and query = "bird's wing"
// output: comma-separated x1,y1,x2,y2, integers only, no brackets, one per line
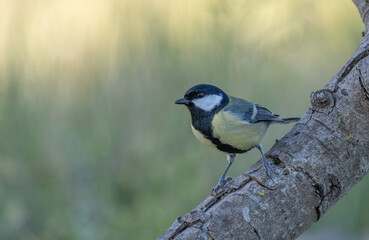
253,104,280,122
223,97,280,123
223,97,255,123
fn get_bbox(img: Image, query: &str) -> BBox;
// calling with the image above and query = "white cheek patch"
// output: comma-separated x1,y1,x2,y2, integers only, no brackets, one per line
193,94,223,112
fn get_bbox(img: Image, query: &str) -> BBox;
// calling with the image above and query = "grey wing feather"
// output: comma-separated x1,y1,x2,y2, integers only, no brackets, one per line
252,104,280,122
254,104,300,124
224,97,299,124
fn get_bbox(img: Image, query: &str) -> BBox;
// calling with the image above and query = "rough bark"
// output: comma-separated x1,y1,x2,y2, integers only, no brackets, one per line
159,1,369,239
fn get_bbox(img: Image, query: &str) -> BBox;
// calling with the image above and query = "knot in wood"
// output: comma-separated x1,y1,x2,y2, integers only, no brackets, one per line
310,89,335,108
325,174,341,201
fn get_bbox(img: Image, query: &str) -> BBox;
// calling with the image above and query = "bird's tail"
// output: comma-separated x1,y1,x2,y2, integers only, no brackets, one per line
271,117,300,124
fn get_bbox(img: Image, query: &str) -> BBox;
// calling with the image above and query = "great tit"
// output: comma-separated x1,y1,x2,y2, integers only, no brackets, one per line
175,84,299,192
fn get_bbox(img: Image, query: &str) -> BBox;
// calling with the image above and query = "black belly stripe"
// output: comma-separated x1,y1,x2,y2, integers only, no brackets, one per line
210,137,253,154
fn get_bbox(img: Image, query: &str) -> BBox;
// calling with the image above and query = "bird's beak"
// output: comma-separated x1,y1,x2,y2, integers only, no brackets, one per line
175,97,190,105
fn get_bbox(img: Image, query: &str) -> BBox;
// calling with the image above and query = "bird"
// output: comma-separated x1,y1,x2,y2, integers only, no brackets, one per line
175,84,299,192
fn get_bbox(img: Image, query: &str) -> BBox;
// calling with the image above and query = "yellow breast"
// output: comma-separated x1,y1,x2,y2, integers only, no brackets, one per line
212,110,268,151
191,125,217,149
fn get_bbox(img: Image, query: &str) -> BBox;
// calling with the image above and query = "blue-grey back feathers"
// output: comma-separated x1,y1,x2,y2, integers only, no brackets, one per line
223,97,254,123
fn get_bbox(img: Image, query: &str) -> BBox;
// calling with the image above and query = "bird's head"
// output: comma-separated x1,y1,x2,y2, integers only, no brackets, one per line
175,84,229,113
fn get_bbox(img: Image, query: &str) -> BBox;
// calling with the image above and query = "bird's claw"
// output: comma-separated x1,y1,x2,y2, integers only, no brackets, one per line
212,176,232,194
266,165,274,176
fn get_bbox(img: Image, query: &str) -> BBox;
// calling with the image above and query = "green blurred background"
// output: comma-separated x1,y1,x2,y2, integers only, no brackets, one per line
1,0,368,239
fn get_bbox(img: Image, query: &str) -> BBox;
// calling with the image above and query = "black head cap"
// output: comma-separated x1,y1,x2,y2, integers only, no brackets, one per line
184,84,227,99
175,84,229,112
184,84,227,100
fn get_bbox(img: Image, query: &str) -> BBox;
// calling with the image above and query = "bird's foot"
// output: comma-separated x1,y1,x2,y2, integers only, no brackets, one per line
257,144,277,181
262,155,277,182
212,176,232,195
265,164,275,178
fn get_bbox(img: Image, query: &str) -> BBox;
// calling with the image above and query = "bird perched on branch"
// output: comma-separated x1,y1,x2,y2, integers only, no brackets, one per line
175,84,299,192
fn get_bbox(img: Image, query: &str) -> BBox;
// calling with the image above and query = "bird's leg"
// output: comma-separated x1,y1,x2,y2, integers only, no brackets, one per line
213,154,236,192
256,144,274,177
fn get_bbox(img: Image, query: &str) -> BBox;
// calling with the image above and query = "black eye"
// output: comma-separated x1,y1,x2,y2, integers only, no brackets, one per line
196,92,205,98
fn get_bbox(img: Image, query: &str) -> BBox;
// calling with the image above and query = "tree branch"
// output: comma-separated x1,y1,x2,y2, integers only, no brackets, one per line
159,1,369,239
353,0,369,34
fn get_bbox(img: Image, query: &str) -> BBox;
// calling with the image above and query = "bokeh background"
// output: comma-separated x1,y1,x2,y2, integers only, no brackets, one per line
1,0,368,239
